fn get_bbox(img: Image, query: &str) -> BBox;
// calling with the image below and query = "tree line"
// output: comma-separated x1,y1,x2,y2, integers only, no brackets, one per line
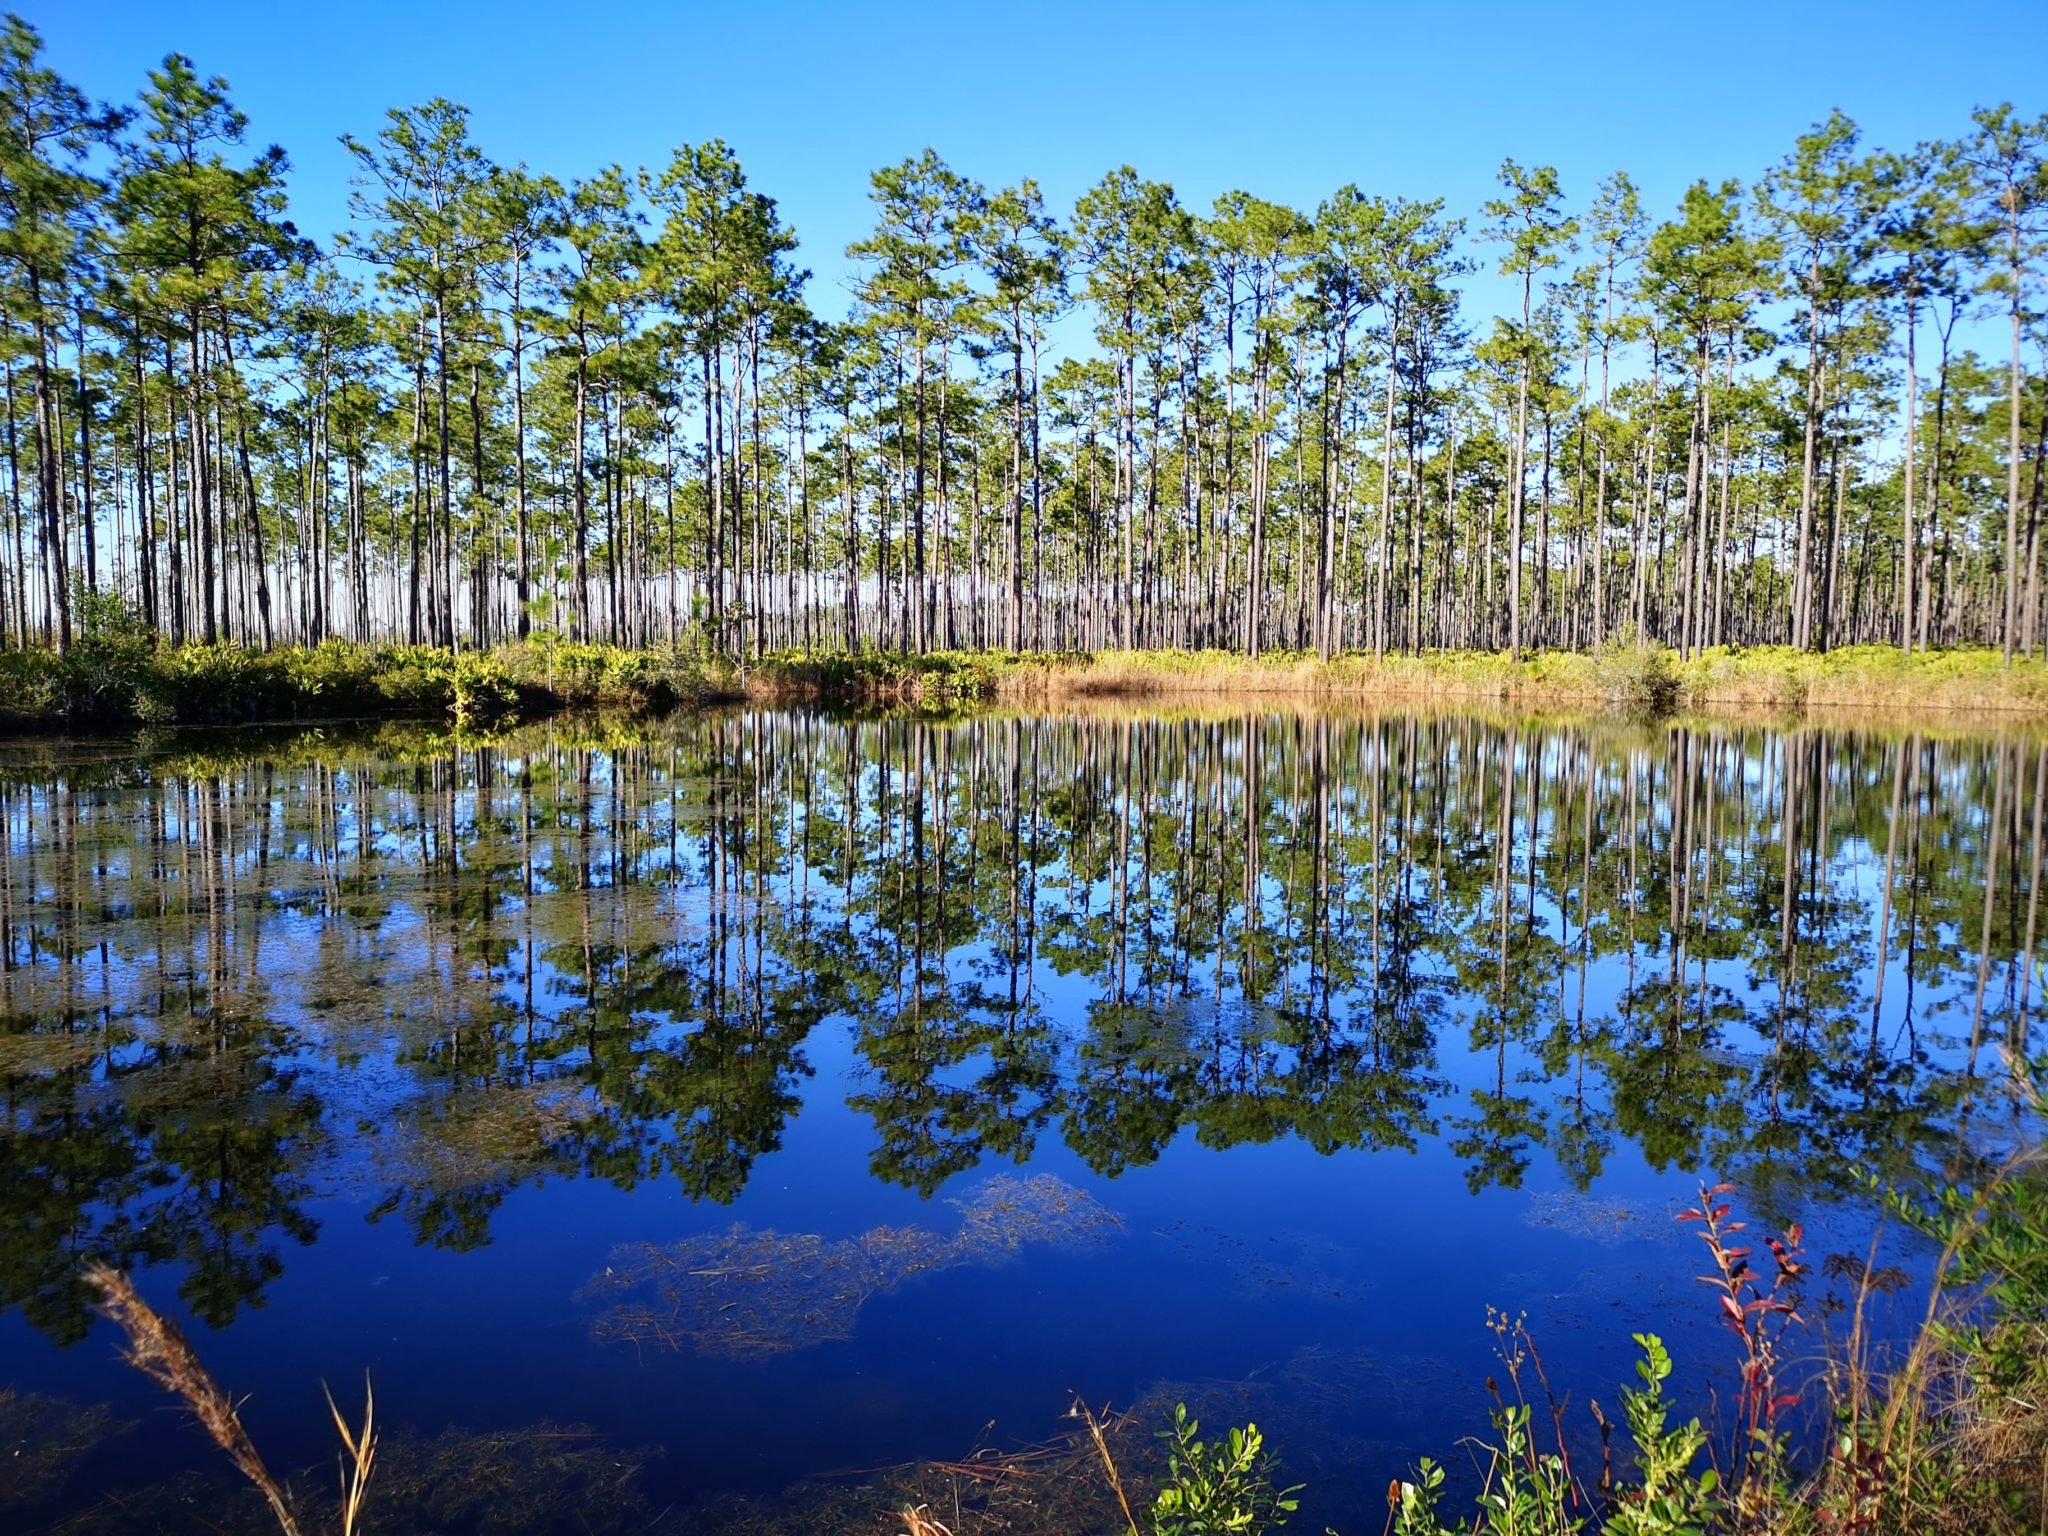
2,14,2045,661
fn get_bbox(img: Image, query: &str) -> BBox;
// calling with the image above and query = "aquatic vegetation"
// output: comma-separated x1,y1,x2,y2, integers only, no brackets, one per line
1150,1221,1353,1299
348,1422,663,1536
365,1083,599,1198
1521,1189,1670,1245
587,1173,1121,1356
0,709,2042,1531
698,1406,1160,1536
41,1421,675,1536
0,1388,125,1508
77,1264,676,1535
49,1163,2048,1535
591,1222,959,1355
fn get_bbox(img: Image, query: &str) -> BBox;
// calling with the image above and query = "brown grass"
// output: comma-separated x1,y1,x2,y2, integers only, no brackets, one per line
83,1263,303,1536
742,644,2048,720
83,1264,377,1536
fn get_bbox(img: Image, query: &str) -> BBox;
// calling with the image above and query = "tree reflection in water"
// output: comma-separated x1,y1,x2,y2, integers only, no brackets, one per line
0,706,2039,1349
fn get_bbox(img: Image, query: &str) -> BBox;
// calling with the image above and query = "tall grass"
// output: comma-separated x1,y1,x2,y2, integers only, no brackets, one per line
6,629,2043,731
84,1264,376,1536
745,643,2048,718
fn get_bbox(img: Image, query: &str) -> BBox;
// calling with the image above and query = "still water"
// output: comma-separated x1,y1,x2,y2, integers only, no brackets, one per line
0,705,2042,1532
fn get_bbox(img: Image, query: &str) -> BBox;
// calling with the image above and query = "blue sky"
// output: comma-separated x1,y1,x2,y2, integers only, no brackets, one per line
28,0,2048,323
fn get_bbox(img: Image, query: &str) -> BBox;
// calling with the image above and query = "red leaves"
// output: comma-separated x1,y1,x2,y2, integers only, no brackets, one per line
1683,1180,1808,1444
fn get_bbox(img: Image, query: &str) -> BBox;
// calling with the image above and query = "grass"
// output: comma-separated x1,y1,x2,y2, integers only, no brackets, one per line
4,607,2044,732
743,643,2048,718
83,1264,327,1536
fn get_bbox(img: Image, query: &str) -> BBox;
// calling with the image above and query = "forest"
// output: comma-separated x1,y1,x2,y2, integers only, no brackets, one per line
2,13,2046,668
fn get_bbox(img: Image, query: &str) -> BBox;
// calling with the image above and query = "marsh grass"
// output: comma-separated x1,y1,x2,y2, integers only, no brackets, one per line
1801,1070,2048,1534
4,631,2041,731
743,643,2048,718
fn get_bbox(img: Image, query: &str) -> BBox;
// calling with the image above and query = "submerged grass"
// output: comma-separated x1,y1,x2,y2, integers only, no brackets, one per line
28,1030,2048,1534
0,1389,125,1508
588,1173,1122,1357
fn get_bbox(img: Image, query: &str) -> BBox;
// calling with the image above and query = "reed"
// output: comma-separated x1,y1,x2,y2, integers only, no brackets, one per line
83,1262,377,1536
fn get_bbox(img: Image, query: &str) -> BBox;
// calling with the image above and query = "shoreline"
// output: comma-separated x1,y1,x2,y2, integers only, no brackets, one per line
747,642,2048,718
2,639,2046,735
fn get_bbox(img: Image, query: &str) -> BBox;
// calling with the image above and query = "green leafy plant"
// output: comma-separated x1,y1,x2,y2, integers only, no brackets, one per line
1600,1333,1718,1536
1150,1403,1301,1535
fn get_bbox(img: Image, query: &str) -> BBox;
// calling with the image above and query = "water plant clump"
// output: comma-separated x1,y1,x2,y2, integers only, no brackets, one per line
696,1405,1161,1536
586,1173,1122,1357
0,1388,126,1509
365,1082,600,1196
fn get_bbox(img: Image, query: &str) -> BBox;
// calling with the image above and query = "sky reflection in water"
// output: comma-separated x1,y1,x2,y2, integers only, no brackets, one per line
0,706,2040,1531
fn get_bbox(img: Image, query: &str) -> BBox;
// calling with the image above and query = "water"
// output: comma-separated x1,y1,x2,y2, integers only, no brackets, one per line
0,705,2041,1533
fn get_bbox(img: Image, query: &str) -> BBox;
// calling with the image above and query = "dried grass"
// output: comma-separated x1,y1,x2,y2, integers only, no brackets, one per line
83,1263,304,1536
83,1265,382,1536
749,644,2048,719
320,1377,376,1536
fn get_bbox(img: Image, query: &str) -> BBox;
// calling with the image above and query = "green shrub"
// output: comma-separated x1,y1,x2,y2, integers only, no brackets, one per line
1151,1403,1301,1536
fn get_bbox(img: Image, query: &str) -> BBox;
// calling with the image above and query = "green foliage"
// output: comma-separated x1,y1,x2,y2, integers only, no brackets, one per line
1583,641,1679,711
1150,1403,1301,1536
0,636,744,733
3,638,2043,734
1876,1147,2048,1389
1604,1335,1718,1536
1384,1334,1737,1534
1473,1402,1580,1536
750,648,1021,705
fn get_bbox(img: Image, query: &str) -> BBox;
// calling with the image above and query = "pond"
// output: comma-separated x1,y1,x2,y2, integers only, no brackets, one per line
0,705,2041,1533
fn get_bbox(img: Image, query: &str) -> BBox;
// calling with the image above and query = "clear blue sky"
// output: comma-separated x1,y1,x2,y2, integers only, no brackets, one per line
27,0,2048,321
